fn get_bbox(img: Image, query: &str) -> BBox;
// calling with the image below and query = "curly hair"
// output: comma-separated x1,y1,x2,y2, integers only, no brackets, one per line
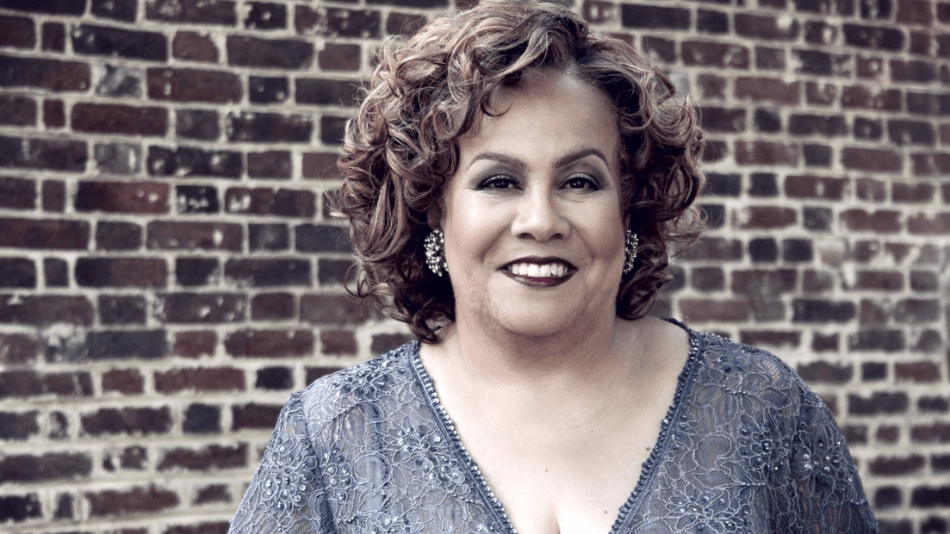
334,0,706,343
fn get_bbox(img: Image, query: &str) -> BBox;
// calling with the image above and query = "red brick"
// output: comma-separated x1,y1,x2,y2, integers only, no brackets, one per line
86,485,178,517
913,423,950,443
44,180,66,210
81,407,171,437
224,329,314,357
41,21,65,52
226,36,313,69
72,103,167,137
892,182,935,202
320,329,357,355
736,206,796,229
0,135,87,172
679,298,750,322
173,331,216,358
0,15,35,49
303,152,342,180
908,212,950,234
682,41,750,69
43,99,65,128
225,112,312,143
102,369,145,395
75,181,169,214
147,68,241,103
0,295,94,325
0,333,36,364
232,403,281,430
318,43,361,72
842,147,904,173
854,270,904,291
896,361,941,382
859,299,889,324
841,86,902,110
301,294,379,325
247,151,291,179
146,221,241,251
0,452,92,482
797,361,852,383
784,174,847,199
0,54,91,92
735,76,800,105
173,31,219,62
251,293,295,320
154,367,245,393
75,258,167,288
98,293,148,325
158,443,247,472
0,370,93,399
735,141,799,165
869,455,926,476
841,209,902,232
738,330,800,348
157,293,246,324
145,0,237,24
91,0,137,22
856,178,887,201
71,24,167,62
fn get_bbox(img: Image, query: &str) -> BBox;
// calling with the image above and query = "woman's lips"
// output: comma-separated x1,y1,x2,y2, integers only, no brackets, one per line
501,259,575,288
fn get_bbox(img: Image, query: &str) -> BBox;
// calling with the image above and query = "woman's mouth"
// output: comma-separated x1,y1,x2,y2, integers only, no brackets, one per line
502,260,574,287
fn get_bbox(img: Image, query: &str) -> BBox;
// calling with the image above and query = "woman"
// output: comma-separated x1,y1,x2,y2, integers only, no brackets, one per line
229,2,877,532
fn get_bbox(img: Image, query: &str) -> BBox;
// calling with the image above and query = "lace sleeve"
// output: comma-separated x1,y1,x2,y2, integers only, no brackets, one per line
776,384,878,533
229,393,334,534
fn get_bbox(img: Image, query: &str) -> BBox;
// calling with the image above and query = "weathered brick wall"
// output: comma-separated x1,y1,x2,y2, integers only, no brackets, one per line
0,0,946,531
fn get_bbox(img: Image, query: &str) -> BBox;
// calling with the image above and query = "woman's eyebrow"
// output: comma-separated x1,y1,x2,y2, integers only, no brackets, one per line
466,148,610,171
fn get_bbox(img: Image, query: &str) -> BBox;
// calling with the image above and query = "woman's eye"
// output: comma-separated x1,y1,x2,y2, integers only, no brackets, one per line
478,176,517,190
565,175,599,190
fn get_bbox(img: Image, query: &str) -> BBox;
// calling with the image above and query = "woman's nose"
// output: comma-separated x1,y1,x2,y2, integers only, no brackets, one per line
510,188,569,241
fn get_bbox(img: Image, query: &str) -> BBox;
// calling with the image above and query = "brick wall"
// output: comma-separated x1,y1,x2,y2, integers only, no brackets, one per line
0,0,946,531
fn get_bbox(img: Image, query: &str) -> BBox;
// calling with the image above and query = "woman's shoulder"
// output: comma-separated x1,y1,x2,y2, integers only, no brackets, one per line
292,340,421,428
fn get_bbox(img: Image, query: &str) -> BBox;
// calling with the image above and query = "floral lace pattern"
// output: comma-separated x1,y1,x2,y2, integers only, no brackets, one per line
229,325,878,534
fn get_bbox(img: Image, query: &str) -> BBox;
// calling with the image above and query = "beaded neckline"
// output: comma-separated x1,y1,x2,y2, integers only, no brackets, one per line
408,321,704,534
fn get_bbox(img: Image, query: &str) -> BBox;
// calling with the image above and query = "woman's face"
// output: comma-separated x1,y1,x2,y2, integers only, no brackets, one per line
439,69,626,339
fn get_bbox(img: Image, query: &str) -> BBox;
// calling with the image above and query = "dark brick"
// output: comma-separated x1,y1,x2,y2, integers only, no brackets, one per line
748,238,778,263
735,13,799,40
225,329,314,357
747,174,777,198
784,174,847,199
896,361,940,382
735,77,800,105
226,112,311,143
147,221,241,251
42,99,65,129
158,292,245,323
679,236,743,262
300,7,380,38
0,0,83,14
0,135,86,172
802,144,832,167
53,493,73,519
0,95,36,126
0,54,90,92
176,109,219,141
160,443,247,472
0,452,92,482
86,484,179,517
895,298,941,323
173,31,219,62
841,209,901,232
96,221,142,251
892,182,935,203
318,258,351,286
224,188,315,217
848,329,906,351
0,333,36,364
72,103,167,136
0,370,93,398
698,108,746,133
147,68,241,104
755,47,785,70
87,330,167,360
642,37,676,64
0,410,39,440
738,330,800,348
320,329,357,355
0,257,34,288
232,403,281,430
849,391,909,415
862,362,887,380
248,76,288,104
256,367,293,390
731,269,796,297
842,86,902,110
296,224,350,252
247,151,291,179
803,207,833,231
223,259,309,287
43,258,68,286
891,59,938,83
695,9,728,33
72,24,166,62
320,115,348,145
146,0,237,25
805,82,837,106
853,117,883,140
148,145,241,178
251,293,294,320
195,484,231,505
296,78,362,106
81,407,172,436
301,294,377,325
99,295,146,325
753,108,781,133
843,23,905,50
302,153,340,181
319,43,361,71
875,487,902,509
782,239,813,262
621,5,689,29
244,1,286,29
689,267,724,291
155,367,244,393
0,294,93,325
95,64,143,99
792,299,856,322
91,0,136,21
736,206,796,229
102,368,145,394
0,493,41,522
911,270,939,291
184,403,220,433
913,487,950,508
735,141,799,166
682,41,750,69
75,258,166,288
387,11,427,36
888,119,936,146
679,299,750,322
41,21,65,52
0,217,88,249
226,36,312,69
798,361,852,383
176,185,219,215
249,224,289,251
76,181,169,214
789,114,848,137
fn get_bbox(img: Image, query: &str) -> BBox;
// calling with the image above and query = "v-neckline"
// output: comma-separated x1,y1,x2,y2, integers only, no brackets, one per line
407,321,704,534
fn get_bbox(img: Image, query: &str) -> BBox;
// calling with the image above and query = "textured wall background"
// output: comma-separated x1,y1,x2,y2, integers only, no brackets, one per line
0,0,947,532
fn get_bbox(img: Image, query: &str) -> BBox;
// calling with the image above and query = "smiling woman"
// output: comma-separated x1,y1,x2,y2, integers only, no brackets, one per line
228,2,878,533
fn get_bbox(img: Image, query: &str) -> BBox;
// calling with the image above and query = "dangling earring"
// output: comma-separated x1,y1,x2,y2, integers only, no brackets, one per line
623,229,639,275
424,228,448,277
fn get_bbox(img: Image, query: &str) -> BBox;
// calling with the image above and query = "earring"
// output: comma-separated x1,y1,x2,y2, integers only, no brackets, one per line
623,229,639,275
424,229,448,277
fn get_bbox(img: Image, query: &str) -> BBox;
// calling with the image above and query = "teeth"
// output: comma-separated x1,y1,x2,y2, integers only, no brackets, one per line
508,262,569,278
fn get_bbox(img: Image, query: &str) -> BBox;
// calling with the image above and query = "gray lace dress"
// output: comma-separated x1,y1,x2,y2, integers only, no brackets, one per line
229,323,878,533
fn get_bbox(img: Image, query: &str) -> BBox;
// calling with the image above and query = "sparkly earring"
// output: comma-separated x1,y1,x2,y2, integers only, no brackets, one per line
424,228,448,277
623,229,639,275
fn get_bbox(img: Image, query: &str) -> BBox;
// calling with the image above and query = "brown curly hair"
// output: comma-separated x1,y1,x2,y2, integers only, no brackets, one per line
334,0,706,343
